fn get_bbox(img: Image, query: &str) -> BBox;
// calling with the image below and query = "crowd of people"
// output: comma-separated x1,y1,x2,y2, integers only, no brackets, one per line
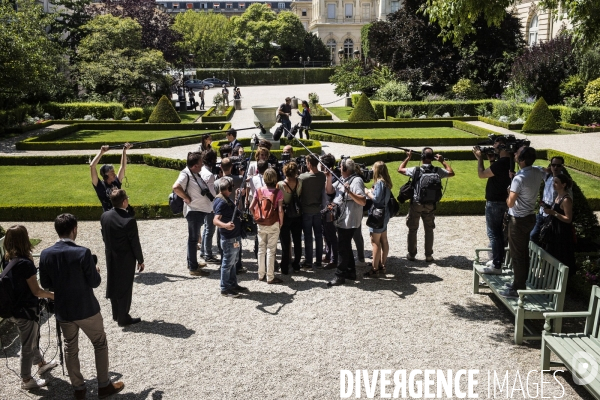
1,117,581,397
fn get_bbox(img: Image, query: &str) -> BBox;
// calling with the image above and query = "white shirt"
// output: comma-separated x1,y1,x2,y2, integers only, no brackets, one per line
175,168,213,216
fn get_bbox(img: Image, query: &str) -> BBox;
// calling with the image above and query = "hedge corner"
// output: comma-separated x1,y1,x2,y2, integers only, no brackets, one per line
148,95,181,124
348,93,378,122
522,97,558,133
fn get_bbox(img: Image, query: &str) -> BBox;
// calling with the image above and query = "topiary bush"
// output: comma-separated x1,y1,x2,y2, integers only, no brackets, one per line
348,93,379,122
584,78,600,107
522,97,558,133
452,78,485,100
373,81,412,102
148,95,181,123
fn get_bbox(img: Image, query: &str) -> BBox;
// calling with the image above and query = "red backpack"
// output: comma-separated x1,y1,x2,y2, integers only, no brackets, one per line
252,188,280,226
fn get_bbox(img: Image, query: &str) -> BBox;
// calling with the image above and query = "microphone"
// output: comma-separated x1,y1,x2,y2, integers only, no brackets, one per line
258,122,267,135
287,123,300,140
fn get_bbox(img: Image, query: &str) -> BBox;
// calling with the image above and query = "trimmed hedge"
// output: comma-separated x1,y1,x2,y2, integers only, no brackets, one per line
202,106,235,122
452,121,497,138
371,100,495,120
149,95,181,123
388,116,479,122
478,116,523,130
2,121,54,135
195,68,335,85
522,98,558,133
0,154,146,166
311,120,458,129
546,150,600,178
560,106,600,125
349,93,378,122
212,137,321,158
0,204,171,221
44,102,125,120
559,122,600,132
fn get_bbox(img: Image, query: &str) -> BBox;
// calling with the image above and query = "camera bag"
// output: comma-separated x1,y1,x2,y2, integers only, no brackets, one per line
0,258,24,318
169,173,190,215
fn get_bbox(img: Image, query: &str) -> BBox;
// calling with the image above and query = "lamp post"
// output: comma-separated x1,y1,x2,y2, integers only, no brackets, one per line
338,48,350,106
299,56,310,84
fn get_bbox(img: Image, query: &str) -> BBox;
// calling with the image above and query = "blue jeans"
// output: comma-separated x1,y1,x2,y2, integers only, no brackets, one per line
302,213,323,266
220,236,241,292
530,212,546,245
201,212,216,258
485,201,507,268
186,211,206,270
281,118,291,135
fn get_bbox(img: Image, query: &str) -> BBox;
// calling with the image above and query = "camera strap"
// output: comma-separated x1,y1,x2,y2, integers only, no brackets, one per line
191,171,214,201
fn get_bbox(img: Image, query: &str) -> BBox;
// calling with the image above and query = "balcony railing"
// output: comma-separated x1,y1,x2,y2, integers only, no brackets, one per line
324,17,371,23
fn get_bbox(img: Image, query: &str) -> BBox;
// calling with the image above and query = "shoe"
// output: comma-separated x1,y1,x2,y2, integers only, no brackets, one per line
74,388,87,400
379,265,386,276
204,256,220,264
37,360,58,375
221,290,240,298
234,285,248,292
236,267,248,274
327,276,345,287
292,266,301,272
118,317,141,327
268,277,284,284
323,262,337,270
366,262,373,268
345,271,357,281
499,289,519,299
258,275,266,282
300,264,313,271
189,269,210,276
355,260,367,267
21,377,47,390
478,267,502,275
363,268,379,278
406,253,416,261
98,381,125,399
504,282,514,289
485,260,494,267
425,256,434,262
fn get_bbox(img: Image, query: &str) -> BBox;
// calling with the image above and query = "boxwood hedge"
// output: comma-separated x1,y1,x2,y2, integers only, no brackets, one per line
559,122,600,132
202,106,235,122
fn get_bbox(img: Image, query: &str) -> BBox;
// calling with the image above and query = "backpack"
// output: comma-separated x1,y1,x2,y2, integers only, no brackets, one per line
388,195,400,216
415,166,443,204
252,188,280,226
0,258,22,318
282,181,301,218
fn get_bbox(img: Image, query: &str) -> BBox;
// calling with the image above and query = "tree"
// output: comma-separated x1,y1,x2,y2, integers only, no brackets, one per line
172,11,231,68
75,15,169,106
229,4,278,67
423,0,600,50
48,0,93,55
92,0,181,62
0,0,69,107
329,59,377,97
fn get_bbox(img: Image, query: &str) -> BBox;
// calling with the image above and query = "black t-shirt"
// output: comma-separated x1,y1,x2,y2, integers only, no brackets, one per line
8,258,38,319
93,177,121,212
213,196,241,239
486,157,511,202
280,103,291,120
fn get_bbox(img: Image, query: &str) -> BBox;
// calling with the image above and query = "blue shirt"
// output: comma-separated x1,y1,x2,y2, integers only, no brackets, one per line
213,195,241,239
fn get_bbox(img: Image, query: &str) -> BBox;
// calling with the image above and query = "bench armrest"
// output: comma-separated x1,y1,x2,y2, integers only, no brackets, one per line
518,289,561,297
543,311,591,319
474,247,509,262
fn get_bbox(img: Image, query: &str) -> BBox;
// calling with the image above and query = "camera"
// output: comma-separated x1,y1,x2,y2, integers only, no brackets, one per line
477,134,531,154
340,155,373,183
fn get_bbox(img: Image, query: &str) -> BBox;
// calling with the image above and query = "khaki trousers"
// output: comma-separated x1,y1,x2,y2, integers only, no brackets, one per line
406,202,436,257
59,312,110,390
257,223,280,281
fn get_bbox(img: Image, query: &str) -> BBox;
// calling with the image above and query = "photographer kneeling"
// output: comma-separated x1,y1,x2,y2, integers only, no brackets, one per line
39,214,124,399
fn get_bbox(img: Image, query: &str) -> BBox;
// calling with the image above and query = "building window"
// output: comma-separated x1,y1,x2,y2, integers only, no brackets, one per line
326,38,336,61
186,3,193,8
226,3,232,8
213,3,219,8
173,3,179,9
345,3,353,18
528,14,538,46
344,38,353,57
362,4,370,19
278,2,285,8
239,3,245,8
327,3,335,19
202,3,208,8
391,1,399,12
302,8,307,16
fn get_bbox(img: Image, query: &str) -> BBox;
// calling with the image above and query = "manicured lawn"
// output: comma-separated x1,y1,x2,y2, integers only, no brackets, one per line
327,106,353,120
179,112,203,124
318,127,476,139
58,129,211,143
377,160,600,200
0,165,179,206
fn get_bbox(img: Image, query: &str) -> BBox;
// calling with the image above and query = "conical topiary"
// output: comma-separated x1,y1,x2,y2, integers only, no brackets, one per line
348,93,378,122
522,97,558,133
148,95,181,123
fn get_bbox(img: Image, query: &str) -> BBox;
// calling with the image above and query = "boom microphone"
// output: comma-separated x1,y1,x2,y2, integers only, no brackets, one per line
287,124,300,140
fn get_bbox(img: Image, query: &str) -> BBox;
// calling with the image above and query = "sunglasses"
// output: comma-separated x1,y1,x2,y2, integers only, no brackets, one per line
551,164,563,168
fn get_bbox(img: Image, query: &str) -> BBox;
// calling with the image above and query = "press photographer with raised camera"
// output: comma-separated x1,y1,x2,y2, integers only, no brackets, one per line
90,143,133,214
199,150,219,264
473,136,512,274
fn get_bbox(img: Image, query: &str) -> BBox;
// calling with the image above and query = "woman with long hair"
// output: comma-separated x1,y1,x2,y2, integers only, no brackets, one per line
297,100,312,139
542,173,576,273
3,225,57,390
364,162,393,278
198,134,212,152
277,161,303,274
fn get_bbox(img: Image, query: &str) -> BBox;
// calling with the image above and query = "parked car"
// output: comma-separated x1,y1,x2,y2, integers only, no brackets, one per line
202,77,230,87
184,79,214,89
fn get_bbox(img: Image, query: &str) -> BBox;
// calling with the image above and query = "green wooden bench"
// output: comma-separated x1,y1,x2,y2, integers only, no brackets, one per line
542,285,600,399
473,241,569,345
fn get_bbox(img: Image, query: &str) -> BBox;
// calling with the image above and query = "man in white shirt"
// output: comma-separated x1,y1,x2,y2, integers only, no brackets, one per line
199,150,219,264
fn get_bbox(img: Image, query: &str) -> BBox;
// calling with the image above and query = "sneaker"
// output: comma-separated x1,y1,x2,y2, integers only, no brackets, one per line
234,285,248,292
189,269,210,276
37,360,58,375
236,267,248,274
485,260,495,267
406,253,416,261
221,289,240,298
355,260,367,267
197,260,207,268
478,267,502,275
21,377,46,390
98,381,125,399
499,289,519,299
204,256,220,264
425,256,434,262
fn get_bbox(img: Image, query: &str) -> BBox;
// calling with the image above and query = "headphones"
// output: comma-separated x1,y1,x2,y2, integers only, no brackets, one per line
224,177,234,192
421,147,434,161
341,158,348,172
517,147,528,162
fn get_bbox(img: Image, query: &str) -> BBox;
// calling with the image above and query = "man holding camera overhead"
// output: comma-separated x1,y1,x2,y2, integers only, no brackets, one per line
473,136,512,274
40,213,124,399
398,147,455,262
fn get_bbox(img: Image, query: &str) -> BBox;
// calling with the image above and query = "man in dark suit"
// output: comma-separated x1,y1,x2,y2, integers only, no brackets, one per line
39,213,124,400
226,128,242,154
100,189,145,327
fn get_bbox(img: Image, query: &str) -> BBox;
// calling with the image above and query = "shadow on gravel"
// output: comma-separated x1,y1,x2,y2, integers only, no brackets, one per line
122,320,195,339
428,255,472,270
241,290,298,315
135,272,196,286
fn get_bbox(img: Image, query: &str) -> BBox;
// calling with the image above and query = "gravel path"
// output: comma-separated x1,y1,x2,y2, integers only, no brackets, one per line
0,216,596,399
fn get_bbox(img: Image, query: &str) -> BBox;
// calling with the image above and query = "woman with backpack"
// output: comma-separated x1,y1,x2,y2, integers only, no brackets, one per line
277,162,303,274
2,225,57,390
364,162,393,278
250,168,284,284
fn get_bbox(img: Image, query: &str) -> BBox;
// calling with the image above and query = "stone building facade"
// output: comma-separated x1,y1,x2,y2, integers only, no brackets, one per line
509,1,572,46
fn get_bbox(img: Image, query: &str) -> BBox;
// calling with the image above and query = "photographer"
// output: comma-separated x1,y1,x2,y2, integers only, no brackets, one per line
172,152,212,276
39,214,124,399
320,153,338,269
299,154,326,269
398,148,454,262
200,150,219,264
530,156,566,244
3,225,56,391
325,158,366,287
473,137,511,274
90,143,133,213
278,97,292,134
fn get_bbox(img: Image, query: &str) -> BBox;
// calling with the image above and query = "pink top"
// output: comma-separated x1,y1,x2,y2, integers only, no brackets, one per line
259,187,283,204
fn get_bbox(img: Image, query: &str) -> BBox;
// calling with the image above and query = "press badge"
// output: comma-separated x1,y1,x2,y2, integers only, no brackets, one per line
233,242,240,248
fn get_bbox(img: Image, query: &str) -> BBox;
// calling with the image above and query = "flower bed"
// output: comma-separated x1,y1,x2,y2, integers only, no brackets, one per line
202,106,235,122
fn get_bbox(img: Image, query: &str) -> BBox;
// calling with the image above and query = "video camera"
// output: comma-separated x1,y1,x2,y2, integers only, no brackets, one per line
280,152,308,174
476,134,531,156
340,155,373,183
